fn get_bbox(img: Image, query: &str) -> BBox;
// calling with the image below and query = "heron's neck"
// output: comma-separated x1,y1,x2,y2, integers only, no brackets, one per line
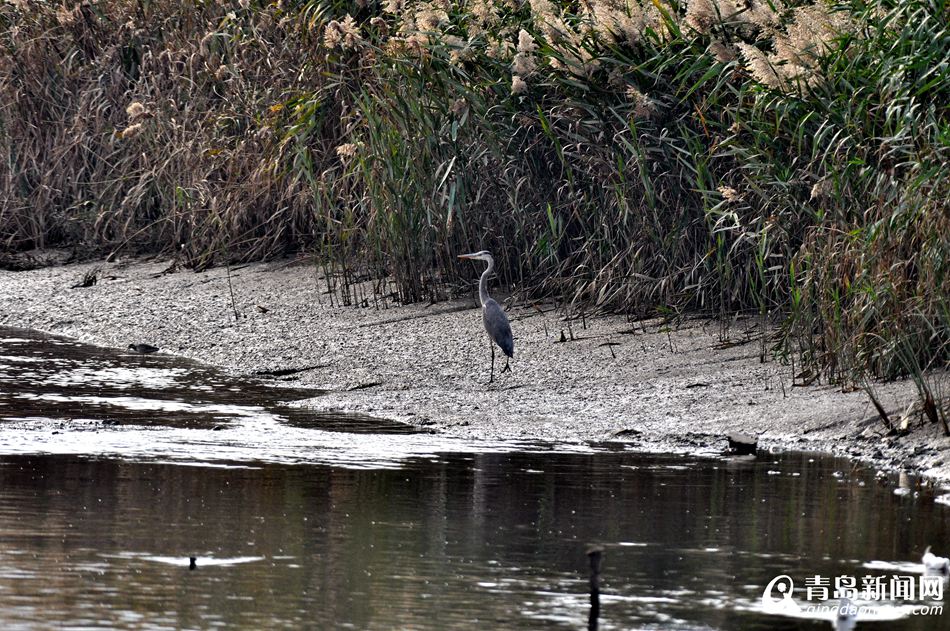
478,258,494,307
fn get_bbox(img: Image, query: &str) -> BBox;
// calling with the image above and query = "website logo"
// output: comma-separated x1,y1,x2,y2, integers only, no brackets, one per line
761,572,944,622
762,575,802,613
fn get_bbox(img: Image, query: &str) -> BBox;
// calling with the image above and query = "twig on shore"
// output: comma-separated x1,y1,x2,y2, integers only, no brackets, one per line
865,387,894,432
225,262,240,324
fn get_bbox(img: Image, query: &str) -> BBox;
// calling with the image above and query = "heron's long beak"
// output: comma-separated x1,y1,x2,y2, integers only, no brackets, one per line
458,253,477,260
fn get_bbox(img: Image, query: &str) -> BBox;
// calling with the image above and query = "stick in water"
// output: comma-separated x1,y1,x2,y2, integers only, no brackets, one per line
587,546,603,631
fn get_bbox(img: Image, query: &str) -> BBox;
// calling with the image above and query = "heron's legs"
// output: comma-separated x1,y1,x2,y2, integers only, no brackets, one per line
501,356,511,374
488,339,495,384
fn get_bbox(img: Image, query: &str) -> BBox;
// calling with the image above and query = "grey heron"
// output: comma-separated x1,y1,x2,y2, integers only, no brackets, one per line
458,250,513,383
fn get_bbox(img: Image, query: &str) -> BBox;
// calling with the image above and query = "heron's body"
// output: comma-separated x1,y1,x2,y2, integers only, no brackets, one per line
482,298,514,359
459,251,513,383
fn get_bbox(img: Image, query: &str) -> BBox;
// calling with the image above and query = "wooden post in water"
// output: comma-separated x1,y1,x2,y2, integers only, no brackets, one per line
587,546,603,631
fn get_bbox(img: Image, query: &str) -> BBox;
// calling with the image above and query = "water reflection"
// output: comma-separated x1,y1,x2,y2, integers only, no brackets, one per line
0,329,948,629
0,452,947,630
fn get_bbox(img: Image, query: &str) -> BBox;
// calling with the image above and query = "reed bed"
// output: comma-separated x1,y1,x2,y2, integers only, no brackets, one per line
1,0,947,415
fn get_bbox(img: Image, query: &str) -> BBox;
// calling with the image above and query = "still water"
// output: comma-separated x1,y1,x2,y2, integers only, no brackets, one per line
0,328,948,630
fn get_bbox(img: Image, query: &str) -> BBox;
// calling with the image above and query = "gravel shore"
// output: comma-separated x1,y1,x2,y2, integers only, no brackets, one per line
1,256,947,481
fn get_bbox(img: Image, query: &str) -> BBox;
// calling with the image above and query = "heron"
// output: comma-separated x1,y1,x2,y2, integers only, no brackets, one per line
458,250,513,384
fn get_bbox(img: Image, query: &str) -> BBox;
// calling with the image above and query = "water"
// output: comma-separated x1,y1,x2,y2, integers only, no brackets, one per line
0,328,948,630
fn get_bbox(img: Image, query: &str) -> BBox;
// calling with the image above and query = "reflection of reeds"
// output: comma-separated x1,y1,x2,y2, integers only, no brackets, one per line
1,0,947,408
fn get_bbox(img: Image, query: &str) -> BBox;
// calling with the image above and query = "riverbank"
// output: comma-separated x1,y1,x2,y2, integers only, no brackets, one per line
0,257,947,481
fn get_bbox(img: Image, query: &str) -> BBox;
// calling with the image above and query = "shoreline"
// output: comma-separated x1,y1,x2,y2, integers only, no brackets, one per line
1,257,947,481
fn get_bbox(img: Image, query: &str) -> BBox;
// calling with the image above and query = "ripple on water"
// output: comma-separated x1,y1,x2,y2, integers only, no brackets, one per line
0,328,948,630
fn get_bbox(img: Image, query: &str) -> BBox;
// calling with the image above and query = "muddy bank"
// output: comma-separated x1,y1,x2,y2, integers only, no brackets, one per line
0,257,947,480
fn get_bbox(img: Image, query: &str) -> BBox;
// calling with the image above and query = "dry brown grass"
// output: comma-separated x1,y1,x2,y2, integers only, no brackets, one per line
0,1,347,266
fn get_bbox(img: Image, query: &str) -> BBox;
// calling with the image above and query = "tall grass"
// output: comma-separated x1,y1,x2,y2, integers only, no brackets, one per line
1,0,947,394
0,0,346,266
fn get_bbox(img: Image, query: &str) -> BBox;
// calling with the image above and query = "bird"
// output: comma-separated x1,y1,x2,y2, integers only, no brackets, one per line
128,343,160,354
458,250,513,384
832,597,856,631
922,546,950,575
